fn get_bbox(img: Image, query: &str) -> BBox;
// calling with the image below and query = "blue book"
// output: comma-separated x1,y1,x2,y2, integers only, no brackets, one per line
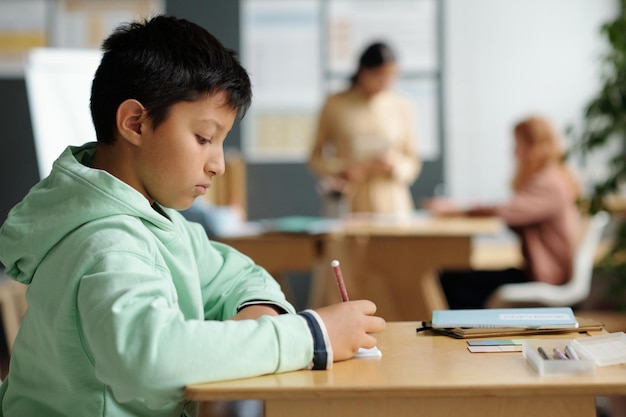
431,307,579,329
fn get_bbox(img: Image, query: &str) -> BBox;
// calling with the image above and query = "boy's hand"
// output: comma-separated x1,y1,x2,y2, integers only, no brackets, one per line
315,300,386,361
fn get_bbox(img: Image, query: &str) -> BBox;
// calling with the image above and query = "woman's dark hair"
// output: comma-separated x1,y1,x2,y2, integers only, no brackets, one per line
90,15,252,144
349,42,397,86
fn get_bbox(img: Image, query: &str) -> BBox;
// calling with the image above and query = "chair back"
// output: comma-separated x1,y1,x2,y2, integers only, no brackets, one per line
567,210,610,299
486,210,610,307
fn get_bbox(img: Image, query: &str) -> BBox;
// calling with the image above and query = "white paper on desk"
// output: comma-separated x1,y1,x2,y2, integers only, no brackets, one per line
354,346,382,358
467,345,522,353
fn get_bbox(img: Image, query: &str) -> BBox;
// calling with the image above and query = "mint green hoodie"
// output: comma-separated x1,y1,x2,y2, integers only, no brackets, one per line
0,143,316,416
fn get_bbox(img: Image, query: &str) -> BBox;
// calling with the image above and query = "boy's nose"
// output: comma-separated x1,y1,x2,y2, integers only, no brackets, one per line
206,153,225,177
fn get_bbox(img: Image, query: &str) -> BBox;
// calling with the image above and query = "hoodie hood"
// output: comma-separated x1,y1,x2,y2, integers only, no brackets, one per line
0,143,172,284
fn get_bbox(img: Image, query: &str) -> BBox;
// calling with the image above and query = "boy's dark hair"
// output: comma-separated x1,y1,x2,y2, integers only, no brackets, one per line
90,15,252,144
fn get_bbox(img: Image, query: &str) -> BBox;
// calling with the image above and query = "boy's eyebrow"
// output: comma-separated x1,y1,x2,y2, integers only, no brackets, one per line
199,119,224,131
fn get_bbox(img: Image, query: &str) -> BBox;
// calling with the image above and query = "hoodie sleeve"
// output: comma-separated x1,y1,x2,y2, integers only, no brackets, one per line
75,225,316,410
198,239,296,319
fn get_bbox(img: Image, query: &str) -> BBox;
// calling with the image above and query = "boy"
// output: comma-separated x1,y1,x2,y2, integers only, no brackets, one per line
0,16,385,417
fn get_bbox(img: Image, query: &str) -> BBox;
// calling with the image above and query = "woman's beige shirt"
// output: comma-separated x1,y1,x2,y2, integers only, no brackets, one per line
309,87,421,215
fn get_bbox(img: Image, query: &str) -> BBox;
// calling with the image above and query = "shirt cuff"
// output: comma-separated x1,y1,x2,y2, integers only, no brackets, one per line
298,309,333,370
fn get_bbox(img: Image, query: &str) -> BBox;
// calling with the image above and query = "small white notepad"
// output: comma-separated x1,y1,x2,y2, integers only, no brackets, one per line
354,346,382,357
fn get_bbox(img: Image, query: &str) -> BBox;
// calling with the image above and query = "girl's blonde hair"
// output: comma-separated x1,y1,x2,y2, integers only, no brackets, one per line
511,116,580,200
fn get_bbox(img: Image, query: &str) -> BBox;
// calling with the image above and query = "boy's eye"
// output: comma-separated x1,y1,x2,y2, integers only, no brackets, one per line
197,135,211,144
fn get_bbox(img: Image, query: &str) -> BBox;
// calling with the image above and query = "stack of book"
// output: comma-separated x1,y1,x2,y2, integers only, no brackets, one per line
419,307,604,338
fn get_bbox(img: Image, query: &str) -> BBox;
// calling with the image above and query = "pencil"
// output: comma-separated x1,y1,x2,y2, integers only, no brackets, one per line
331,259,349,302
565,344,580,360
553,347,568,360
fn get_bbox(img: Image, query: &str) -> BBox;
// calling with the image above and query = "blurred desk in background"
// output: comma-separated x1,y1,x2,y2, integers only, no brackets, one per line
312,215,503,321
216,215,503,321
216,233,322,302
471,233,522,270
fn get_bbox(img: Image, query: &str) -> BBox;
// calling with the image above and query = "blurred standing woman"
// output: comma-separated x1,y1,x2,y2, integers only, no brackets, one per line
430,116,582,308
308,42,421,216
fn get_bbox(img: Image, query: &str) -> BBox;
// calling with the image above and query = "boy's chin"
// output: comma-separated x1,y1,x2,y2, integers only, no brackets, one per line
176,201,196,211
158,199,195,211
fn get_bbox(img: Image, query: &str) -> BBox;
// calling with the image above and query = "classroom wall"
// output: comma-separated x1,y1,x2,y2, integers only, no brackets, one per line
168,0,619,216
444,0,617,205
0,0,618,226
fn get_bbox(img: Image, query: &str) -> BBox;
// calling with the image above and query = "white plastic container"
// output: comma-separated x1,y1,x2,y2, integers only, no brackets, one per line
522,339,596,376
571,332,626,366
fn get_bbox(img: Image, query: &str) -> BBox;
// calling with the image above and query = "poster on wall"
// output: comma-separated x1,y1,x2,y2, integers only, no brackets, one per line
0,0,47,76
242,0,441,162
326,0,440,160
0,0,164,76
241,0,322,162
48,0,165,49
326,0,438,74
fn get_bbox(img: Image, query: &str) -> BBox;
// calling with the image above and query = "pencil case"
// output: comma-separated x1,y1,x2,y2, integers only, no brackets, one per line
522,339,596,376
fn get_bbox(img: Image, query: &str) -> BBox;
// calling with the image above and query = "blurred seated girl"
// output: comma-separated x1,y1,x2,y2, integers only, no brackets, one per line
428,116,582,309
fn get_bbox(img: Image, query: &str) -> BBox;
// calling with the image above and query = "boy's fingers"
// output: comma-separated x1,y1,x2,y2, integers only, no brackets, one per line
360,333,379,349
350,299,378,315
368,316,386,333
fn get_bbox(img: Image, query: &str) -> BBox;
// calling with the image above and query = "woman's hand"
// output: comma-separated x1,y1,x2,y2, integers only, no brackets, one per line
423,198,464,216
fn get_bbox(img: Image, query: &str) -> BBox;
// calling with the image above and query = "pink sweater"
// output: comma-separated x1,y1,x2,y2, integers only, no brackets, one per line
496,166,581,285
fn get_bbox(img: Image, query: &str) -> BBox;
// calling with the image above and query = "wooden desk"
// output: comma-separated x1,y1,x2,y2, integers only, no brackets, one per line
186,321,626,417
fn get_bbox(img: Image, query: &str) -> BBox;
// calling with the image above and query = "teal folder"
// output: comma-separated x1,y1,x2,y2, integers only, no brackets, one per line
260,216,339,234
431,307,579,329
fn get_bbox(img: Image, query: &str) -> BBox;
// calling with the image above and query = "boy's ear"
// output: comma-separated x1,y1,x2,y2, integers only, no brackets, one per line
116,99,147,146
